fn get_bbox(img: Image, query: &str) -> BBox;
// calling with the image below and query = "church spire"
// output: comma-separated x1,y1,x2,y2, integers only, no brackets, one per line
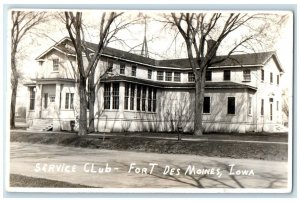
141,17,149,58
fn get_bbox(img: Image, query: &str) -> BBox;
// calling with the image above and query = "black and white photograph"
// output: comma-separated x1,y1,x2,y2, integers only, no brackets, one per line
6,7,293,193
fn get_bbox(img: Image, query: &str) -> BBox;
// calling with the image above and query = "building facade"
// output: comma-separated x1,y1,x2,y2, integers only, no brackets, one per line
24,37,284,133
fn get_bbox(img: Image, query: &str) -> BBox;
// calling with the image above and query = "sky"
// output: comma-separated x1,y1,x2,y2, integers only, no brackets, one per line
14,10,294,107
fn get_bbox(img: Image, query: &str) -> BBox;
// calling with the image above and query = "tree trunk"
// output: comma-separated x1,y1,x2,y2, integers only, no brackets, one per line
194,77,205,136
88,71,95,133
10,80,18,129
78,75,88,136
10,50,18,129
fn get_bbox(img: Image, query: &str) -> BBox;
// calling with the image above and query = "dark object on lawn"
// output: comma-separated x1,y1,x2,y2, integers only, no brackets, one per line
70,120,75,131
177,124,183,141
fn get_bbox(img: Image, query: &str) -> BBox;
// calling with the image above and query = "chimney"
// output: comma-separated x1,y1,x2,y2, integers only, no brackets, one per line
207,39,217,57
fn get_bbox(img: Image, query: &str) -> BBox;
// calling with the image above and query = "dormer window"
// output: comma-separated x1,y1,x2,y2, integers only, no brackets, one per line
53,59,59,71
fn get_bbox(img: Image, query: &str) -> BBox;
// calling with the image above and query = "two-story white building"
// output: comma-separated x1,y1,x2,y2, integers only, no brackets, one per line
24,37,284,133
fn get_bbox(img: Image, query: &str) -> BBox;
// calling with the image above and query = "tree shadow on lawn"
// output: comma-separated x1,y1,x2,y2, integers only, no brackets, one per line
148,161,288,189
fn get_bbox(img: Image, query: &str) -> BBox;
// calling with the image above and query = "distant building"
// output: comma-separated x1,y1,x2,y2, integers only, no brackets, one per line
24,37,284,133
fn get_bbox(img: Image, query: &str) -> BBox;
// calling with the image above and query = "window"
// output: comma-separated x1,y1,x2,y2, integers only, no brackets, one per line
270,103,273,121
29,87,35,110
243,70,251,81
120,63,125,75
227,97,235,114
261,99,264,116
261,69,264,81
277,101,279,111
148,69,152,79
124,83,129,110
130,84,135,110
174,72,181,82
65,93,74,109
136,85,141,111
270,72,273,83
157,71,164,81
65,93,69,109
70,93,74,109
277,75,280,85
165,72,172,81
203,97,211,114
248,95,252,115
107,61,113,72
104,83,111,109
142,86,147,111
53,59,59,71
153,88,157,112
148,87,152,112
205,71,212,81
224,70,231,81
112,83,119,109
49,96,55,102
269,98,273,121
44,93,48,109
131,65,137,77
188,72,195,82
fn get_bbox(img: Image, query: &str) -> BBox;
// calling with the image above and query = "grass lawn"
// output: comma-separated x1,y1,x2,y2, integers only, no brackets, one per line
10,174,96,188
10,131,288,161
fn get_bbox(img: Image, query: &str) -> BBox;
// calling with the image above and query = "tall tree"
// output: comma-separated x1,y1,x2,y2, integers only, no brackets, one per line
64,11,124,135
10,11,46,128
168,13,287,135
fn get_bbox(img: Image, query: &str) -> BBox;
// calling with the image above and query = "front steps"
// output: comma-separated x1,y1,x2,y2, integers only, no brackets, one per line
27,119,53,131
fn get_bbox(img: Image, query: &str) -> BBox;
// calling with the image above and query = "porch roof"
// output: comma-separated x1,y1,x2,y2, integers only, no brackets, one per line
100,75,257,90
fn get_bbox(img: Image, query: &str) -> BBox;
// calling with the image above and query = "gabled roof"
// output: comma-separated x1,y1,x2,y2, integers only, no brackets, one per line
35,37,283,72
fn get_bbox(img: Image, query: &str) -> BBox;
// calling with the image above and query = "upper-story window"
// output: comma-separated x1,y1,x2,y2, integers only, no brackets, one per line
120,63,125,75
223,70,231,81
157,71,164,81
205,70,212,81
270,72,273,84
148,69,152,79
188,72,195,82
277,75,280,85
53,59,59,71
243,69,251,81
174,72,181,82
261,69,264,81
165,72,172,81
131,65,137,77
107,61,113,72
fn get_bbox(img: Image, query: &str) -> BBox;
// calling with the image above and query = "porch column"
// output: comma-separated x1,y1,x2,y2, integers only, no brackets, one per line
53,83,61,131
34,84,42,118
119,82,125,115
